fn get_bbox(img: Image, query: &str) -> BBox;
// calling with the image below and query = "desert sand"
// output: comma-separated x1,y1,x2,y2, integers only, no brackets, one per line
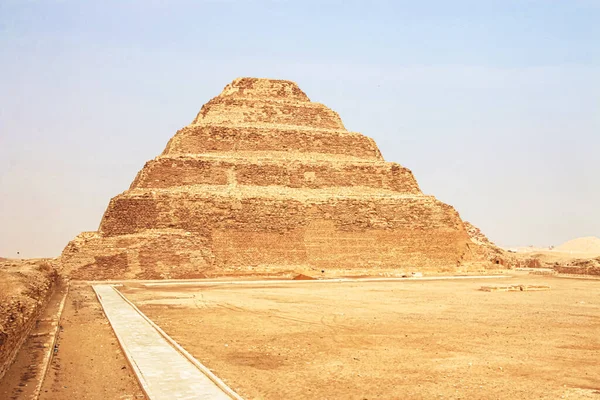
115,275,600,399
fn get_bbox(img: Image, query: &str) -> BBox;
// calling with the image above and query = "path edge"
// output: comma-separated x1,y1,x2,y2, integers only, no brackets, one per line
112,285,244,400
92,285,154,399
34,281,69,399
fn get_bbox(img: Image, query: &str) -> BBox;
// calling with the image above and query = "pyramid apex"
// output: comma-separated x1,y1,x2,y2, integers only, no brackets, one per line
218,77,310,102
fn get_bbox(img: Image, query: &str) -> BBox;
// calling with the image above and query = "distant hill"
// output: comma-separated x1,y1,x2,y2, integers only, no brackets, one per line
555,237,600,254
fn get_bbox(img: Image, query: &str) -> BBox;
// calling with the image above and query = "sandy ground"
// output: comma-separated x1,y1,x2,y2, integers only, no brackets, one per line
120,275,600,399
37,283,146,400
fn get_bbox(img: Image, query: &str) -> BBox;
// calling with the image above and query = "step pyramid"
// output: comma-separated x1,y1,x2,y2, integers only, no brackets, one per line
61,77,477,279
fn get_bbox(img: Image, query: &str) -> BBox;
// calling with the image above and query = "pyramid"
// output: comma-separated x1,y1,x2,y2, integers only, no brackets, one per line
61,77,476,279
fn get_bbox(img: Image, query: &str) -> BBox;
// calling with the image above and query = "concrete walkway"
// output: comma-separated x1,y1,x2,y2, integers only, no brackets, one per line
93,285,236,400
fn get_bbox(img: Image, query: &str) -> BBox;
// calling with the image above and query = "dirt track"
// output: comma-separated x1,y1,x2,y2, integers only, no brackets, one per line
0,280,67,399
37,284,146,400
120,275,600,399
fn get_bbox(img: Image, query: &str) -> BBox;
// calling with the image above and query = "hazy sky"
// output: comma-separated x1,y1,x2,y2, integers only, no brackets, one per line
1,0,598,258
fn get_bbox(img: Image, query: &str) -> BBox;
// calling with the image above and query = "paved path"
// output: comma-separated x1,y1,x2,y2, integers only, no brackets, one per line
93,285,235,400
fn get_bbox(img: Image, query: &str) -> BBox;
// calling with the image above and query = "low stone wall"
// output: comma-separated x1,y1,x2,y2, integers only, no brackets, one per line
555,263,600,276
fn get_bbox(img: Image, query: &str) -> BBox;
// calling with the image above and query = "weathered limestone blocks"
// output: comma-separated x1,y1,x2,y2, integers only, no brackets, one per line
191,77,344,129
212,223,467,270
130,156,421,193
162,125,382,160
62,231,211,280
86,188,469,272
61,77,481,278
193,98,345,129
216,77,311,101
99,190,462,237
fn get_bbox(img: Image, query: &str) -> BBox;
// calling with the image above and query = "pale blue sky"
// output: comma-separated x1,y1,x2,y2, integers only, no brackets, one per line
1,0,598,258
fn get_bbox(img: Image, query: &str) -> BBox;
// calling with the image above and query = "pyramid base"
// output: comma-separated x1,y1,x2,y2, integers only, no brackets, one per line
62,222,478,280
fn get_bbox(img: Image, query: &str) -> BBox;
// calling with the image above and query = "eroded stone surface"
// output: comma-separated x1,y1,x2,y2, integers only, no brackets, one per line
62,77,483,279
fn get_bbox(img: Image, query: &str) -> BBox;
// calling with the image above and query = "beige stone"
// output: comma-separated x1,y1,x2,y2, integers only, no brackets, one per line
61,77,491,279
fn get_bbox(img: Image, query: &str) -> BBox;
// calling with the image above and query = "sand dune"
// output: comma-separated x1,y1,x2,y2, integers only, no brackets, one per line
555,236,600,255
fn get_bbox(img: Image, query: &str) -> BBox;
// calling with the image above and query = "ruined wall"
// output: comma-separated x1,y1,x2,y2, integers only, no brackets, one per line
0,260,57,380
554,258,600,276
61,77,480,279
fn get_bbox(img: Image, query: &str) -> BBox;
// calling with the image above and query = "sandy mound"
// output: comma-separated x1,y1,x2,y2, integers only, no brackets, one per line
293,273,316,280
555,237,600,254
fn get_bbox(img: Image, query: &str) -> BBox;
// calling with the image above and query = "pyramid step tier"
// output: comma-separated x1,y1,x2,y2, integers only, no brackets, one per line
192,97,345,130
63,221,468,280
163,125,382,160
130,155,421,194
99,186,463,237
217,77,311,102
